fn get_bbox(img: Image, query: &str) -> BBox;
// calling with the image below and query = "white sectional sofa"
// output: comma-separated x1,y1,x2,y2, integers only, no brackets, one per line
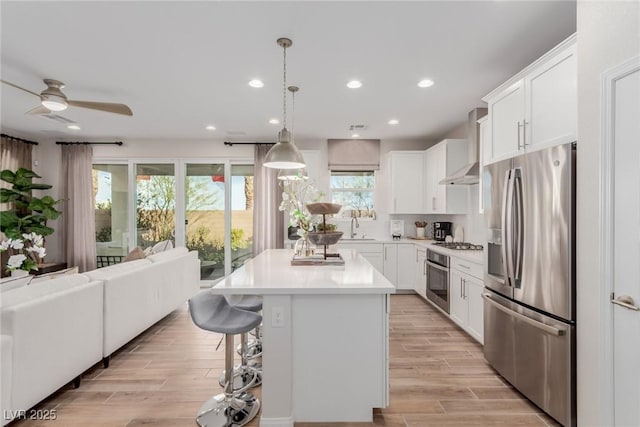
0,274,104,426
84,247,200,365
0,247,200,425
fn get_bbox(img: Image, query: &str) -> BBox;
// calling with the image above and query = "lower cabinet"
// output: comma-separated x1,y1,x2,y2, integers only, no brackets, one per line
335,242,416,290
415,247,427,298
449,257,484,344
393,244,415,291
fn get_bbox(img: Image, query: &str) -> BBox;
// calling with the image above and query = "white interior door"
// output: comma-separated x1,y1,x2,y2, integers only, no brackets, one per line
611,60,640,426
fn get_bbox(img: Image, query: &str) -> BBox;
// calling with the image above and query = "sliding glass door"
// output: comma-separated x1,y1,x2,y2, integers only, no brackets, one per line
93,163,129,266
93,158,252,283
184,163,226,280
230,164,254,271
135,163,176,250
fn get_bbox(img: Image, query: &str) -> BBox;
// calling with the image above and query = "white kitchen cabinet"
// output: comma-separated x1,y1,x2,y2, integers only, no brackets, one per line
382,244,398,284
449,269,468,327
335,242,384,272
424,139,468,214
466,275,484,343
525,43,577,151
395,244,415,290
388,151,425,214
415,247,427,298
488,79,525,163
483,34,576,165
478,115,489,214
449,256,484,344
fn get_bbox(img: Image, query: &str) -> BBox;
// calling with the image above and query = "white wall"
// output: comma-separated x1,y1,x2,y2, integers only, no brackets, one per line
576,1,640,425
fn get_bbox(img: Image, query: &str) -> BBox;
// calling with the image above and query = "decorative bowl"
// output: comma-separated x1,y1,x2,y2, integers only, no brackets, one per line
306,202,342,215
307,231,343,246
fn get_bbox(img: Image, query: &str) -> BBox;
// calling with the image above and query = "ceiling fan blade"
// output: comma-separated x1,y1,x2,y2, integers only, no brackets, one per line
67,100,133,116
25,105,51,115
1,79,41,97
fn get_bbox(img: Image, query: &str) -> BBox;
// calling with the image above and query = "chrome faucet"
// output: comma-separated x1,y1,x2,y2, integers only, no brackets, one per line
350,217,359,238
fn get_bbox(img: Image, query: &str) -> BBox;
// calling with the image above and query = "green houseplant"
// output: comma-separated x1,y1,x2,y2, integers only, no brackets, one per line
0,168,62,273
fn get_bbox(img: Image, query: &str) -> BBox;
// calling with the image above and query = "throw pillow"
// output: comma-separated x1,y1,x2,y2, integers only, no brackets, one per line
143,246,154,257
122,246,145,263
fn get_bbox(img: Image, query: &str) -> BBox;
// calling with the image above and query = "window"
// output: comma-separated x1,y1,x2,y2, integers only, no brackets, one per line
330,171,376,218
93,164,129,265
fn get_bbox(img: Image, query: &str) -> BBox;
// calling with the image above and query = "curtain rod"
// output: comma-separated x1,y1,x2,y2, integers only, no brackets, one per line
224,141,275,146
55,141,123,146
1,133,39,145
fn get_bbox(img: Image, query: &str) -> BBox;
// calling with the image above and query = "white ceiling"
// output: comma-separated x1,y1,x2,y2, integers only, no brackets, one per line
0,1,576,144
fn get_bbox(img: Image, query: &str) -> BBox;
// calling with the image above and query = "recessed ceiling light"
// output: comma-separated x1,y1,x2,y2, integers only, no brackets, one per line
205,125,216,131
351,133,360,138
418,79,435,88
346,80,362,89
248,79,264,88
67,124,81,130
388,119,399,125
269,118,280,125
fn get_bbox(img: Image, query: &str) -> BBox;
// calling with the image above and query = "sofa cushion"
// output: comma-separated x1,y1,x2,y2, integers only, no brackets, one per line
0,274,90,308
146,246,188,263
83,258,152,281
0,276,33,294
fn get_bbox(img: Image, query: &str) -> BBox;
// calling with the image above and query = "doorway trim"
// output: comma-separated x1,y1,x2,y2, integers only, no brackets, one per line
599,55,640,427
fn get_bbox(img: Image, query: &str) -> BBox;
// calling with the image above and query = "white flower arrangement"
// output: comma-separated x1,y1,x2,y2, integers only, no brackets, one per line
278,177,324,236
0,232,46,273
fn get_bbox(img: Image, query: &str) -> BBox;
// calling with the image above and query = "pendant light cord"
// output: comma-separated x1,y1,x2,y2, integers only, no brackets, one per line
282,43,287,129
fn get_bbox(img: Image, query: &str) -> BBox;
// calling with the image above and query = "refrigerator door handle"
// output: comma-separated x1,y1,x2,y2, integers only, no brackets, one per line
513,169,524,283
501,169,513,286
483,293,566,336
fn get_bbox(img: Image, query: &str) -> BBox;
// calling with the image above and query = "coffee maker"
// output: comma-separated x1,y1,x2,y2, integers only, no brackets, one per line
433,221,452,241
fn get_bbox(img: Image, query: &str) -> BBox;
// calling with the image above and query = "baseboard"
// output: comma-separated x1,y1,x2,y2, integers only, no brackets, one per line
259,416,294,427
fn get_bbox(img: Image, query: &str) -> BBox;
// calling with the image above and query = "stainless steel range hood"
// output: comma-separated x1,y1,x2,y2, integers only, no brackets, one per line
439,108,487,185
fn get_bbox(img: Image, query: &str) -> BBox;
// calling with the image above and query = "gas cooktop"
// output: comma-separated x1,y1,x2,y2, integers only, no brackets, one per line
433,242,484,251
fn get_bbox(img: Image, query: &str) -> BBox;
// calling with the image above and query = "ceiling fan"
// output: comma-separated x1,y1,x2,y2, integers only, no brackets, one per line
1,78,133,116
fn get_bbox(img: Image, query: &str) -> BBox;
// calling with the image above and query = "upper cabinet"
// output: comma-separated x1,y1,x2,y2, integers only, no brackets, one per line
388,151,425,214
483,34,577,165
424,139,468,214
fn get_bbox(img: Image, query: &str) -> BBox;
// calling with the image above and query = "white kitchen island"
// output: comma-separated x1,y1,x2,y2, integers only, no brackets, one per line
209,249,394,427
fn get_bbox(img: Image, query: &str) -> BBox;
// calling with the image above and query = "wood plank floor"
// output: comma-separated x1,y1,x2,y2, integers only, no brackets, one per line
12,294,561,427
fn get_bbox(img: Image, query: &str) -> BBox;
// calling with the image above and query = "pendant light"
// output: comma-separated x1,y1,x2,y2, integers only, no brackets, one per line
264,38,306,169
278,86,308,180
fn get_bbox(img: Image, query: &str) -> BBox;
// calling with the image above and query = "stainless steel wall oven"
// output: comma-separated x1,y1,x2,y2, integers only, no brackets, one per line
426,249,449,313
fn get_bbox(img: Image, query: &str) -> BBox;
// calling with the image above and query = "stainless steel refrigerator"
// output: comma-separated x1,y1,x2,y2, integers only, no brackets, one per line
483,142,576,427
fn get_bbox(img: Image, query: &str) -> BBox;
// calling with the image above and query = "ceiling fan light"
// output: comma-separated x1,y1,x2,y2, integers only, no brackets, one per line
41,95,68,111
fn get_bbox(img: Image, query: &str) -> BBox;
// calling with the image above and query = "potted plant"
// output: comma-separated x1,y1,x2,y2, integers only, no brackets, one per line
0,168,62,275
415,220,428,239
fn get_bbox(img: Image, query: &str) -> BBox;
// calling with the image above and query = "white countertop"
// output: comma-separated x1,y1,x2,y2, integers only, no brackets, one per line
210,249,395,295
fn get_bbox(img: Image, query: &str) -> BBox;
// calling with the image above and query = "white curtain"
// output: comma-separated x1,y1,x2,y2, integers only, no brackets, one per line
1,136,33,212
60,145,96,272
253,145,284,256
1,136,34,276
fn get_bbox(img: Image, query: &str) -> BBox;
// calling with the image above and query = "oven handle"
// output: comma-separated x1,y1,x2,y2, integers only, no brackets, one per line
425,259,449,273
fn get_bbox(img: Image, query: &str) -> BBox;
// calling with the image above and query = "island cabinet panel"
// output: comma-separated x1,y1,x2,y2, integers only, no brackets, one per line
292,293,388,421
209,249,394,425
